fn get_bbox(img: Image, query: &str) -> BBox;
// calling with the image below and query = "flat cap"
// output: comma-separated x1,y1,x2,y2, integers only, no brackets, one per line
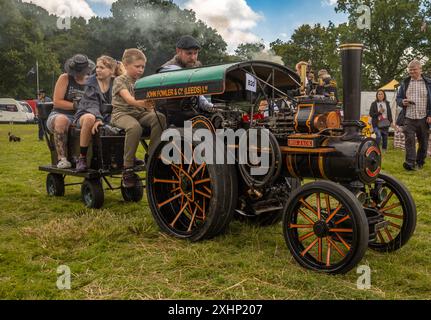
176,35,201,50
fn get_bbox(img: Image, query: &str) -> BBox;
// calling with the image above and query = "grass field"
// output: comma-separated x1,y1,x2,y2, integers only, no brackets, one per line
0,124,430,300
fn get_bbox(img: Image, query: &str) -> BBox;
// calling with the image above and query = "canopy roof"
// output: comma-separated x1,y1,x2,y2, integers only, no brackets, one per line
135,61,300,101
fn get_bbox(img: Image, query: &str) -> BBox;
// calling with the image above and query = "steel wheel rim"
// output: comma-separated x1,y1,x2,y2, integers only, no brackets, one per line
150,141,213,237
365,179,407,247
286,190,360,271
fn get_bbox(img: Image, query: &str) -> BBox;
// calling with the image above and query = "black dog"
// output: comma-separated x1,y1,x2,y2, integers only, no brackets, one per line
8,132,21,142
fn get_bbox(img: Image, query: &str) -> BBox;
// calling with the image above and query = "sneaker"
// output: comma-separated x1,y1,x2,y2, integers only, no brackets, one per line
134,157,146,167
57,157,72,169
76,156,88,172
403,162,416,171
122,169,138,188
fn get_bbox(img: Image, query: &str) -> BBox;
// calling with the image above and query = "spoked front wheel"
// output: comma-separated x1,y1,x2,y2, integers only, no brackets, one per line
283,181,369,274
365,173,416,252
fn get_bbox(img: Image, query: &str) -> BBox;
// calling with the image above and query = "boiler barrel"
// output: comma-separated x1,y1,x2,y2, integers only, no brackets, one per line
284,136,381,184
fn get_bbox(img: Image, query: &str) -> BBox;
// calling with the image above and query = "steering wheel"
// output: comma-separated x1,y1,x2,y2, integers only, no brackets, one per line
180,96,199,112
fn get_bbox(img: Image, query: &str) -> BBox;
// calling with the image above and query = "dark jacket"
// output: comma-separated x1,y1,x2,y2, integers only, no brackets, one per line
74,75,113,123
369,100,393,128
396,75,431,118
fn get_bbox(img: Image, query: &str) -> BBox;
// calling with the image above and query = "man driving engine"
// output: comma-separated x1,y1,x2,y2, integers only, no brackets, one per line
157,35,215,126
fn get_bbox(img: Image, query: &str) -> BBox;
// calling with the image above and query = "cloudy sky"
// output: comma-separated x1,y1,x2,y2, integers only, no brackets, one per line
23,0,347,52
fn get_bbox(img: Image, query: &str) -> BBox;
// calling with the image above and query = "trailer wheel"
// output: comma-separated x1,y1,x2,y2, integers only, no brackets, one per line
146,134,236,241
283,181,369,274
367,173,416,252
81,179,104,209
121,177,144,202
46,173,65,197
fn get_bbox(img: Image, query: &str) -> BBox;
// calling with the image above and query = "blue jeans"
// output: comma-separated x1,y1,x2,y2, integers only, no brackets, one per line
373,126,389,150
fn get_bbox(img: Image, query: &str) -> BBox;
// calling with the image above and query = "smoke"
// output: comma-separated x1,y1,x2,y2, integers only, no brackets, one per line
251,50,285,66
21,0,96,20
183,0,263,53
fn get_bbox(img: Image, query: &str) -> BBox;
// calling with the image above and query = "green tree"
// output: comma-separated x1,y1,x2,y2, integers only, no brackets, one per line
234,42,265,60
0,0,60,98
270,23,342,88
336,0,430,86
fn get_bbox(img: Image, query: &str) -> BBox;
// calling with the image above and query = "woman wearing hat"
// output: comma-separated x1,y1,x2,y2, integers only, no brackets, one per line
47,54,95,169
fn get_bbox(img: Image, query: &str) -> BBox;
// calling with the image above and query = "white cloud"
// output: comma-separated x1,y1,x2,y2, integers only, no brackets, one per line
183,0,263,53
22,0,96,20
88,0,117,5
321,0,337,6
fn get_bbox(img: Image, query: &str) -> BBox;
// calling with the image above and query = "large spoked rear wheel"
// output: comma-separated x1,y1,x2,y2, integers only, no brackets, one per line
283,181,369,274
366,173,416,252
146,136,237,242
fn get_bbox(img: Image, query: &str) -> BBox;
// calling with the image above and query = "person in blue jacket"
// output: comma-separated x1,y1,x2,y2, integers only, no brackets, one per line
74,55,124,172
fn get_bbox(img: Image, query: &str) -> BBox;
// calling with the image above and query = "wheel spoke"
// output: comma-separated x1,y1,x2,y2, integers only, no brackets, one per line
325,204,342,223
300,199,319,217
195,178,211,185
377,230,385,243
384,227,394,241
301,238,319,256
158,193,182,208
290,224,314,229
329,228,352,233
166,162,181,179
202,186,212,195
328,237,346,257
171,187,181,194
192,163,206,179
335,232,351,251
153,178,179,184
325,194,331,214
195,201,206,220
298,209,316,224
388,221,401,230
316,193,321,220
382,212,404,220
380,202,401,212
299,231,315,242
187,204,198,232
326,238,332,266
334,215,350,225
195,189,212,199
172,141,191,169
318,238,323,262
380,191,394,209
169,201,189,227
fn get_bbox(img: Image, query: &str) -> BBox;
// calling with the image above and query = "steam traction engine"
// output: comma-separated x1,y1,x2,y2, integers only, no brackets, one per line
136,44,416,274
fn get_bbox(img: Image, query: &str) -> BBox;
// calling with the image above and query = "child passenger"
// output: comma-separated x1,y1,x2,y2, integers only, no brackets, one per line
73,55,124,172
111,48,167,187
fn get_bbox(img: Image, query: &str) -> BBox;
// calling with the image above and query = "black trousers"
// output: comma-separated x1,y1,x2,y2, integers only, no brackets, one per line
404,118,430,166
37,118,46,140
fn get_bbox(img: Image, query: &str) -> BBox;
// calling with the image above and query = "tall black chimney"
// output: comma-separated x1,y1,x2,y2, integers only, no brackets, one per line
340,43,364,137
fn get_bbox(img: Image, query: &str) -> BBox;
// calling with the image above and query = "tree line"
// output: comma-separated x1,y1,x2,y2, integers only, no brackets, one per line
0,0,430,100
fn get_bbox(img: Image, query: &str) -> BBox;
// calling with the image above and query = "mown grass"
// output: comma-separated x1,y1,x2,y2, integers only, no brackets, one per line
0,124,430,300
